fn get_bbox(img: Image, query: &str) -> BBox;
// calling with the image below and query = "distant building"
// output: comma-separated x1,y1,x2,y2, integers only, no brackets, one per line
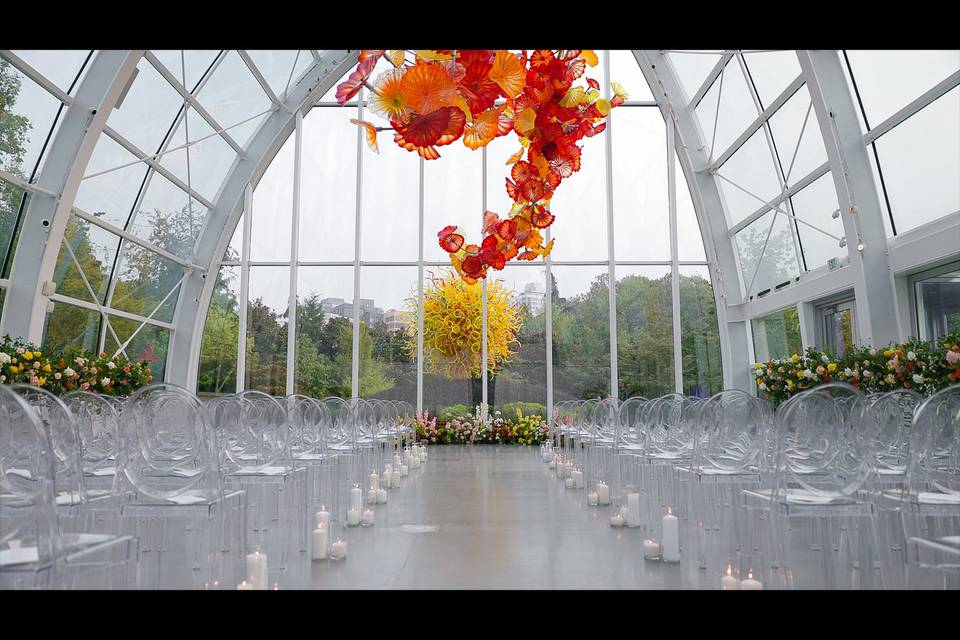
384,309,409,332
330,298,384,325
515,281,546,315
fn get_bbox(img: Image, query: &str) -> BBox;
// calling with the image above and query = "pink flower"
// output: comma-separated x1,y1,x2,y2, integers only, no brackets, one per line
947,350,960,366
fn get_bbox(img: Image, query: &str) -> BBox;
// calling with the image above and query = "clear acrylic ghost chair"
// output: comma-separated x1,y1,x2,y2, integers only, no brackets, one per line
570,399,596,484
895,384,960,588
220,390,306,587
1,385,136,589
588,398,619,506
742,382,885,589
286,393,330,521
905,534,960,589
117,383,245,589
62,390,122,492
320,396,359,541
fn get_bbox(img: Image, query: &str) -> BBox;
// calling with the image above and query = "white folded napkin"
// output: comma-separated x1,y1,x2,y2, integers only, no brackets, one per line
918,492,960,505
166,491,209,505
786,490,850,504
0,546,39,567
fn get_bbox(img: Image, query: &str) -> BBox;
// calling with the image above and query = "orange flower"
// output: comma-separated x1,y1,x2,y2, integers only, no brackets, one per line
462,108,499,150
488,50,525,98
350,119,379,153
370,69,410,120
401,62,458,115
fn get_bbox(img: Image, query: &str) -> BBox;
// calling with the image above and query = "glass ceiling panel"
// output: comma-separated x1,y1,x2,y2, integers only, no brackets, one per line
767,83,827,184
130,170,207,259
609,50,653,101
875,86,960,235
716,126,782,225
675,155,706,261
694,58,759,160
301,106,358,262
741,51,801,110
735,209,800,296
0,58,66,179
11,50,90,95
667,51,723,102
611,107,669,261
246,50,313,99
423,141,482,262
193,50,271,149
845,50,960,127
107,57,184,155
52,214,122,304
150,50,220,92
109,239,185,322
76,134,147,228
159,107,237,202
787,171,843,271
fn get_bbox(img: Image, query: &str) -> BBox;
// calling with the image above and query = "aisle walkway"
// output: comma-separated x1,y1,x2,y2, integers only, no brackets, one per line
310,445,712,589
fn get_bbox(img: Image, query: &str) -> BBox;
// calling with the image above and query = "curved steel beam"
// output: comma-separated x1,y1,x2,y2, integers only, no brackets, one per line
1,51,144,342
634,50,751,391
165,50,357,389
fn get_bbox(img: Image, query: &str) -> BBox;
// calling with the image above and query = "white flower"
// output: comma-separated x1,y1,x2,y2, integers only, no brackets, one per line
75,357,86,366
107,361,116,370
64,367,76,377
758,383,768,391
16,347,25,354
0,375,5,382
821,354,830,363
844,368,853,377
907,351,916,361
54,372,61,380
0,353,10,364
803,368,816,380
869,348,877,356
912,374,924,384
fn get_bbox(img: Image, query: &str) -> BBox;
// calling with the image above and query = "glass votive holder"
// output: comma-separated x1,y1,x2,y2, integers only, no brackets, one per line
643,538,662,561
587,491,599,507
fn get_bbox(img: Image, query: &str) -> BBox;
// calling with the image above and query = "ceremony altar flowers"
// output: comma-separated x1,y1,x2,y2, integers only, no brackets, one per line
754,333,960,404
1,334,154,396
415,404,549,446
336,50,625,282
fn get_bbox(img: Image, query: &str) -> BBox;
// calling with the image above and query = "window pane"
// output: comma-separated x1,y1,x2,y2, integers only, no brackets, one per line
1,178,26,274
75,134,147,229
300,107,358,262
151,50,219,93
788,172,844,271
250,132,294,261
198,266,240,395
0,57,66,179
194,50,271,149
421,267,477,415
874,87,960,235
11,50,90,94
768,84,827,183
717,126,782,225
358,266,417,400
52,215,121,304
736,209,800,296
224,213,242,262
549,123,608,260
485,134,522,226
609,50,653,102
845,50,960,127
423,142,482,262
245,50,312,98
107,57,184,155
159,107,237,202
103,317,169,381
130,171,207,259
741,51,801,110
676,155,706,261
245,266,290,395
915,267,960,341
695,58,759,160
667,51,722,102
490,265,547,414
359,118,417,261
751,306,801,362
616,266,673,399
109,241,185,323
552,265,610,400
296,266,354,398
42,300,100,355
612,107,670,260
680,266,722,396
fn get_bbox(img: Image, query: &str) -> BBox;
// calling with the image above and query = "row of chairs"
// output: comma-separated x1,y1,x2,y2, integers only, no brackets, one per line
1,383,417,589
545,382,960,589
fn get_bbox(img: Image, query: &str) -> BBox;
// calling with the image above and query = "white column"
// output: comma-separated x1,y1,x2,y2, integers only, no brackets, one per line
286,109,303,395
416,158,425,413
236,183,252,392
603,49,618,399
668,120,683,393
351,89,364,400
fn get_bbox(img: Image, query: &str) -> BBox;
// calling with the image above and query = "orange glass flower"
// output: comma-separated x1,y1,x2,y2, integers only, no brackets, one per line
488,50,526,99
401,62,458,115
370,69,410,120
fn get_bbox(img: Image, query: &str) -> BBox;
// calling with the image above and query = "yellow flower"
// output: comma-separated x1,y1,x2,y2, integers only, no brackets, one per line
754,363,762,370
884,349,894,357
827,363,837,372
787,380,796,389
791,354,799,362
33,351,41,358
38,377,46,386
43,364,52,373
23,351,33,361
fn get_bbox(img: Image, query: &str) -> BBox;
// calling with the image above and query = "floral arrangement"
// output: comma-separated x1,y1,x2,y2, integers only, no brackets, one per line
415,404,548,446
753,334,960,405
1,334,154,396
336,49,625,281
406,269,523,379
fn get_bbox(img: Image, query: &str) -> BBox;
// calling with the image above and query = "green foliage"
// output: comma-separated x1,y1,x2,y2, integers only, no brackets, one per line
415,406,549,446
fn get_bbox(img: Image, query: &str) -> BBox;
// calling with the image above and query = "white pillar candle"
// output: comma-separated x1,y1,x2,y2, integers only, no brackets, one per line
361,508,375,526
312,523,328,561
400,464,409,477
587,491,599,506
383,469,393,489
369,471,379,492
236,580,254,590
392,470,401,488
619,505,629,520
394,453,403,468
610,513,625,527
410,452,421,469
549,455,557,469
572,469,584,489
376,488,388,504
346,508,362,526
627,493,641,527
721,564,739,590
565,477,574,489
643,539,661,560
367,489,377,505
329,539,347,560
596,482,610,505
316,508,330,531
350,485,362,513
740,571,763,590
662,507,680,563
246,550,268,590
